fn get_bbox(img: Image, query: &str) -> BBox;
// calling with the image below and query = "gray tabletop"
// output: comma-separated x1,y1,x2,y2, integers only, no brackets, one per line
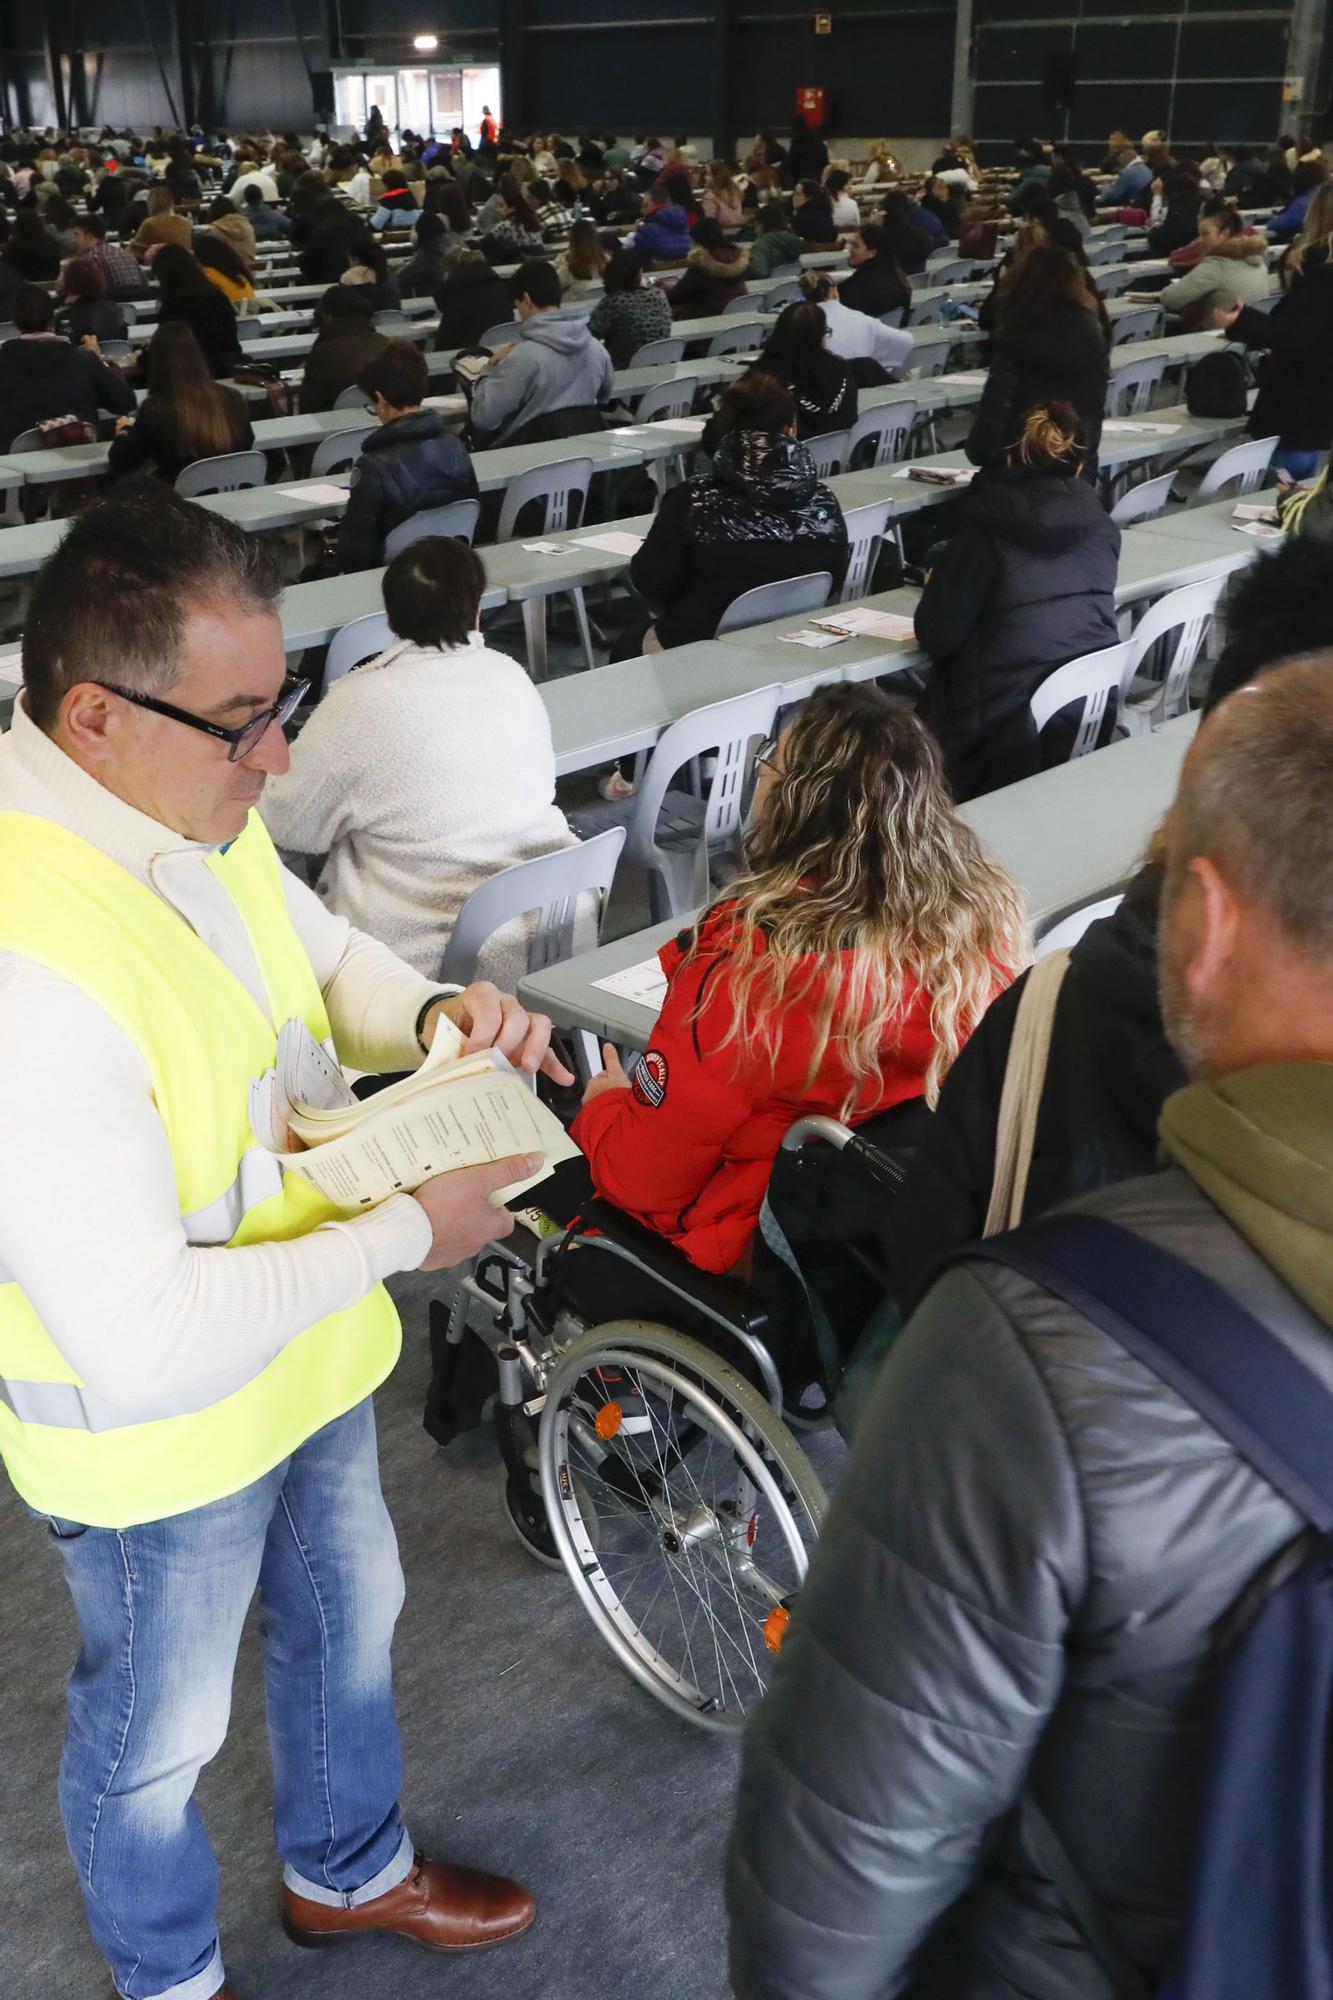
518,715,1200,1043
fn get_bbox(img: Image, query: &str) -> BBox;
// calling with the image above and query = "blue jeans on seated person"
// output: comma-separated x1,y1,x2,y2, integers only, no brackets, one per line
1271,447,1322,481
42,1397,411,2000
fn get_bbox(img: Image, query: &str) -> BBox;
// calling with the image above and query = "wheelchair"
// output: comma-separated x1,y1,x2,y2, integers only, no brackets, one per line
425,1109,918,1733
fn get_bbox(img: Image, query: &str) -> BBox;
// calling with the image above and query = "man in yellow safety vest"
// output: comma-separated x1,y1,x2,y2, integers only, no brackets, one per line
0,484,562,1999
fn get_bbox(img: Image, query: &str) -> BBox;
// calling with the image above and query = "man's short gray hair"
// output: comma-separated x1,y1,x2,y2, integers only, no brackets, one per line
23,479,282,733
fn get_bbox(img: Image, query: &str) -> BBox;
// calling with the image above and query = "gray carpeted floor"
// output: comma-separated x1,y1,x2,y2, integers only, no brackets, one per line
0,1266,845,2000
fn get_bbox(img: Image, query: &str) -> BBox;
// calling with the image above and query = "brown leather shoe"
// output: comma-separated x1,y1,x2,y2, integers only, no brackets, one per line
281,1851,535,1953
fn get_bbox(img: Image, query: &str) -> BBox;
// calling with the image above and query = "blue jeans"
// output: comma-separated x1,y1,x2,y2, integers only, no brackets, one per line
43,1398,412,2000
1271,447,1322,480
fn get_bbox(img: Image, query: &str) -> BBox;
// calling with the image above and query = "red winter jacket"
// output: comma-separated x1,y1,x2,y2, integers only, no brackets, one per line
571,906,949,1274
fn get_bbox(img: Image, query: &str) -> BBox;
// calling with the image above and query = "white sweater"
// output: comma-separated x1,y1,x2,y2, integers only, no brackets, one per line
261,636,585,990
0,700,435,1415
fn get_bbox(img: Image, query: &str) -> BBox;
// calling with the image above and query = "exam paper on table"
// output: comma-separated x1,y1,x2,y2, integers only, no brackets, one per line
576,532,645,556
591,957,670,1011
648,416,709,434
779,627,845,649
930,372,987,387
1101,420,1183,436
277,482,351,505
812,607,918,640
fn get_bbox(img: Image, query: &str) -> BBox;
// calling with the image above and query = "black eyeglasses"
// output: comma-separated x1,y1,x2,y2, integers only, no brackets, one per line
755,736,782,773
95,676,310,763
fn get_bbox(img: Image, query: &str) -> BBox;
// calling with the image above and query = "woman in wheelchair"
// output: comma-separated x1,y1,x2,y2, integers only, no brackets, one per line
569,683,1028,1280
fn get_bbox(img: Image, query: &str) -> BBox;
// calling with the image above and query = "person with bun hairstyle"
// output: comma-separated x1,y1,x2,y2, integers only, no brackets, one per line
571,683,1027,1275
915,400,1121,798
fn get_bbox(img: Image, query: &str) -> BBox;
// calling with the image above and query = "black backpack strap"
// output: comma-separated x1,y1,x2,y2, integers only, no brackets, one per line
969,1212,1333,1532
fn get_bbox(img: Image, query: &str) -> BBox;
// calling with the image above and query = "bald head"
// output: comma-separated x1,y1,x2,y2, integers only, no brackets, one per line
1159,656,1333,1077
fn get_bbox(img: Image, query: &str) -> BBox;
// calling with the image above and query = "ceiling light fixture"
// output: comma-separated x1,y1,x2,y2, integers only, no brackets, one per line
413,32,439,50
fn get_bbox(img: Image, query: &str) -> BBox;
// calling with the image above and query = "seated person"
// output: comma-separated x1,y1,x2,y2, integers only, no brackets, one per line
107,321,254,482
261,535,583,986
334,339,478,573
570,683,1027,1275
297,286,389,414
838,224,911,321
468,259,613,447
747,201,804,280
914,401,1121,801
55,255,128,345
666,219,750,318
587,248,673,367
749,300,857,438
0,282,135,448
129,186,193,262
151,243,245,377
798,271,914,377
433,245,515,351
626,373,849,649
1159,203,1273,329
242,182,290,240
369,169,423,231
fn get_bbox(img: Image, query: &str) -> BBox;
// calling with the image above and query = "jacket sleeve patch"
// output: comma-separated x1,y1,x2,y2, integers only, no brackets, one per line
631,1049,669,1108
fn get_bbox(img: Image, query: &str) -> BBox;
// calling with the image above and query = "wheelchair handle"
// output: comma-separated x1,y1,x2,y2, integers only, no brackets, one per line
780,1115,905,1185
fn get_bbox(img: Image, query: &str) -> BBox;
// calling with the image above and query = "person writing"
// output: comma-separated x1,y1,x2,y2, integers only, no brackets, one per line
107,320,254,482
0,485,563,2000
469,259,613,447
571,684,1026,1274
334,338,479,573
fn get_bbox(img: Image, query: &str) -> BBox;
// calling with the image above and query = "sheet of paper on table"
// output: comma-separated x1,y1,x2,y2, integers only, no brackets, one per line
812,607,918,640
577,532,645,555
277,483,350,504
1231,519,1282,540
898,465,975,485
591,957,670,1011
779,627,846,648
649,417,709,434
1102,420,1183,435
930,372,987,387
1233,501,1280,524
522,540,566,553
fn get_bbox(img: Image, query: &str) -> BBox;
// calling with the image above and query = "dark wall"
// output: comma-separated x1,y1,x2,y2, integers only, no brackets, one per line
971,0,1297,154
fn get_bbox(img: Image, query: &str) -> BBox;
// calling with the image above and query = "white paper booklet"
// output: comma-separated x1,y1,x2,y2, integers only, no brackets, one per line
277,482,351,505
1101,420,1183,436
591,957,670,1011
576,531,645,556
811,607,917,641
249,1016,578,1212
778,627,845,648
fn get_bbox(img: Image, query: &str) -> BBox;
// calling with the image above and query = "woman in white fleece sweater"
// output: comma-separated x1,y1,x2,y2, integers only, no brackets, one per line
262,537,583,988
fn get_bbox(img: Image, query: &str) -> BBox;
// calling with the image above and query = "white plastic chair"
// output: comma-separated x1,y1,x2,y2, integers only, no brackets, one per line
495,456,597,675
1097,266,1136,298
805,429,850,478
723,292,761,316
838,498,895,602
1105,353,1167,416
324,611,394,687
627,336,685,368
1029,641,1135,761
908,342,952,379
706,321,766,357
763,279,804,311
1110,306,1163,347
624,683,784,919
333,384,371,411
845,398,918,469
633,379,696,424
1118,575,1227,732
175,450,269,496
927,258,972,287
383,498,481,558
907,294,948,327
1193,435,1278,503
310,424,375,477
1036,894,1124,958
1110,470,1177,526
481,320,519,348
714,571,833,636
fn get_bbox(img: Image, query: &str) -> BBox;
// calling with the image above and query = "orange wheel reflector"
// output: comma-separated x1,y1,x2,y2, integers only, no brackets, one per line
594,1402,624,1440
764,1606,790,1654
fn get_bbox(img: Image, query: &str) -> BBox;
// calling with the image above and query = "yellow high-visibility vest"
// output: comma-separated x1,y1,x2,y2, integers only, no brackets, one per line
0,809,401,1528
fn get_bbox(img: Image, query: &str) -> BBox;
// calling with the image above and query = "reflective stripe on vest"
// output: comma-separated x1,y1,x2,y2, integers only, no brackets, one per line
0,809,401,1529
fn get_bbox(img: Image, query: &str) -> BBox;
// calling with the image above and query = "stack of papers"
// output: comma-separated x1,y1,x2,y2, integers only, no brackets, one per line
648,416,709,435
1102,420,1183,436
930,371,987,387
779,628,845,649
898,465,975,486
591,957,670,1011
811,607,918,641
277,482,350,505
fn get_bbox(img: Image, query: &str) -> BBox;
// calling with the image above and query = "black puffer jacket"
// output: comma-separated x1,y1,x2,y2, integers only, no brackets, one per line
333,409,479,572
888,864,1183,1309
966,303,1110,468
629,429,849,647
1232,246,1333,451
727,1158,1328,2000
433,261,515,351
914,461,1121,798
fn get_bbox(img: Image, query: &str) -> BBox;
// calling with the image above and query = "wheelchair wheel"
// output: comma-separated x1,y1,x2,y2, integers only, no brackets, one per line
537,1321,827,1733
499,1448,600,1572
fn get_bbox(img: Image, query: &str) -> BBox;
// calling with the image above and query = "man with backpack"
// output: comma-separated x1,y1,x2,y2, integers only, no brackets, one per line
726,655,1333,2000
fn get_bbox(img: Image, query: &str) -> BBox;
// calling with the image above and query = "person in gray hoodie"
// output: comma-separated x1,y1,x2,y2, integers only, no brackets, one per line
727,656,1333,2000
468,258,614,446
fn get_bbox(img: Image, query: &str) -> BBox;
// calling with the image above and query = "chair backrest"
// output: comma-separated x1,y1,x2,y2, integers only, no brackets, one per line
1110,468,1177,526
706,320,766,357
624,684,784,918
237,317,263,342
907,293,948,327
1096,266,1135,298
333,384,371,411
1036,894,1124,957
1110,305,1162,347
481,318,519,348
382,497,481,558
1086,238,1124,266
907,341,951,378
495,455,594,541
6,426,49,453
310,423,375,477
99,338,135,363
714,570,832,636
1105,352,1166,415
1194,434,1278,502
1121,574,1228,722
633,379,697,424
805,428,850,478
627,336,685,367
845,397,918,469
723,291,761,316
324,610,394,687
438,827,628,985
763,279,804,310
927,258,972,287
1029,640,1135,758
174,448,269,496
766,262,801,282
838,498,895,602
